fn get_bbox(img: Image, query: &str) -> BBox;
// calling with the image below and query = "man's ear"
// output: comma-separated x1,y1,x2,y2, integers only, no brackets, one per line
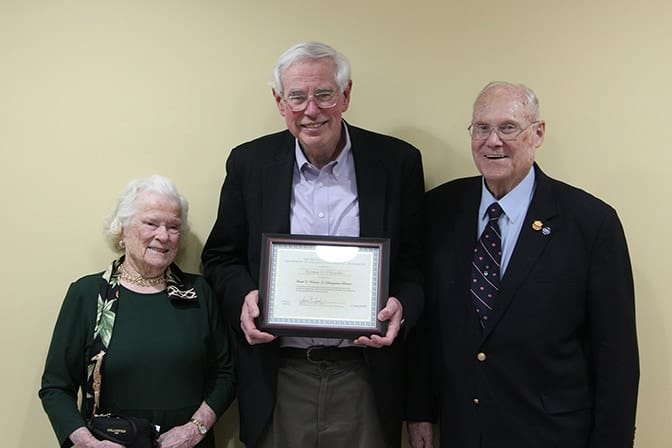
272,88,285,116
341,80,353,112
534,120,546,148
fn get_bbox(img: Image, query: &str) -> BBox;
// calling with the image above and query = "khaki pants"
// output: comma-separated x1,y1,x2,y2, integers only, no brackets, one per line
257,357,387,448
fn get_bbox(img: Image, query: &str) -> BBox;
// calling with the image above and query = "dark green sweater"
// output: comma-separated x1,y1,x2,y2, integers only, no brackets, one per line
39,272,236,447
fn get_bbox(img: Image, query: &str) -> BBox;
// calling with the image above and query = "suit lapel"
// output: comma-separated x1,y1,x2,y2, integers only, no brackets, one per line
482,165,558,341
261,133,295,233
455,186,484,332
350,126,385,236
261,125,386,235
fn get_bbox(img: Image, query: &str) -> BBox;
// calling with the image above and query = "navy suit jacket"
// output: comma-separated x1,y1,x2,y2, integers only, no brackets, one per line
407,164,639,448
202,124,425,447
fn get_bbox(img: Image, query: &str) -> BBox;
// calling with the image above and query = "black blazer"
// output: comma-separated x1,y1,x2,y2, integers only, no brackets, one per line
203,124,425,447
408,164,639,448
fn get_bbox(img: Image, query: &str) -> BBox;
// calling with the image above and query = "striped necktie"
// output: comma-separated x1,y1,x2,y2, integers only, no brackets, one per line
470,202,503,328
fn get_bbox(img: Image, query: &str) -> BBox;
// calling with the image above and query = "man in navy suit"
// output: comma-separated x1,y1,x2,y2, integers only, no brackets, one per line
202,41,424,448
406,82,639,447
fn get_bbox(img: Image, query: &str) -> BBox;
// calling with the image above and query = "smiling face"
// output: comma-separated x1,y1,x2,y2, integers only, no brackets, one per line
471,85,545,198
273,58,351,168
121,190,182,278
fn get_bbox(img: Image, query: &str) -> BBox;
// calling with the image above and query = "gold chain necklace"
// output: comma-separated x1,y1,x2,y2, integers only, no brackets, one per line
118,263,166,287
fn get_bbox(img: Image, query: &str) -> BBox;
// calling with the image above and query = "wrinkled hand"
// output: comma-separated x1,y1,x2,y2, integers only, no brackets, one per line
354,297,403,348
407,421,434,448
156,422,201,448
240,290,276,345
73,442,124,448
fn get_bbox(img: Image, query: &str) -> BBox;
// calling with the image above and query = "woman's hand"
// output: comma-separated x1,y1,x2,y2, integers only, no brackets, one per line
72,443,124,448
70,426,124,448
156,422,202,448
157,401,216,448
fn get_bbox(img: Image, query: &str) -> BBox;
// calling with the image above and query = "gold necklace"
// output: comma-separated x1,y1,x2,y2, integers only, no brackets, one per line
118,263,166,287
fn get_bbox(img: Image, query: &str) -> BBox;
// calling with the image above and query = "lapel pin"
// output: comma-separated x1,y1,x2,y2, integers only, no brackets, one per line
532,220,543,231
542,226,551,235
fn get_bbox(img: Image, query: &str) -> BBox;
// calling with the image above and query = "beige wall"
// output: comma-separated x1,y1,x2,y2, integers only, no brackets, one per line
1,1,669,446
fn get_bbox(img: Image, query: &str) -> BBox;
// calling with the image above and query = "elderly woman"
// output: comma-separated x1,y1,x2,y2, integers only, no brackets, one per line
39,175,235,448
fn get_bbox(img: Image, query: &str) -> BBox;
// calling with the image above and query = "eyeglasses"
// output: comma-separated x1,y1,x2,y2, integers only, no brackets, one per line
283,90,340,112
468,121,540,141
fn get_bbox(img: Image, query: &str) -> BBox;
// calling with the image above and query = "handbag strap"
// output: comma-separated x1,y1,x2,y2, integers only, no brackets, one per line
91,350,106,415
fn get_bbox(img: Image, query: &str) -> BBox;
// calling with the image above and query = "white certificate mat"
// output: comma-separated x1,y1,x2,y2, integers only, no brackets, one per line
258,234,390,338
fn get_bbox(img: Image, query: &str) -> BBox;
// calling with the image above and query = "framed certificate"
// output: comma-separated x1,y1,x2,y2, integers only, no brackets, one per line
257,234,390,339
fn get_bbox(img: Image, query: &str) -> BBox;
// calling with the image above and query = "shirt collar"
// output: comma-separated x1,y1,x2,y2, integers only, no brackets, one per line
294,121,352,179
479,166,536,224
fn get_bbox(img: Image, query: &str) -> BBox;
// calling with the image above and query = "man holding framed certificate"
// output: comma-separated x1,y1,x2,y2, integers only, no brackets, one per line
202,41,425,448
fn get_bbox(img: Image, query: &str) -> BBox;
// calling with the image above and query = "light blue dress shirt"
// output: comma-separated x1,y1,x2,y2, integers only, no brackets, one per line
290,124,359,237
477,167,536,277
283,123,359,348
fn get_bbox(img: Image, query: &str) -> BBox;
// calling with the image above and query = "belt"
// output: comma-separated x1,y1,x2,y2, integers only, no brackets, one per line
280,346,364,363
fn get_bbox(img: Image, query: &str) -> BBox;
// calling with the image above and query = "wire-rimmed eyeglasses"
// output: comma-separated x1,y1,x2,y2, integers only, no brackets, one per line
468,121,540,141
283,90,340,112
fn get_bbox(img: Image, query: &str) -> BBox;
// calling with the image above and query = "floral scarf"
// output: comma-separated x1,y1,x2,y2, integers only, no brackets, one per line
85,256,198,415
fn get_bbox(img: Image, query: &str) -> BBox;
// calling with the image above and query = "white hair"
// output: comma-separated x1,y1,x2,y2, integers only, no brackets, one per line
270,41,351,95
104,175,189,251
475,81,541,121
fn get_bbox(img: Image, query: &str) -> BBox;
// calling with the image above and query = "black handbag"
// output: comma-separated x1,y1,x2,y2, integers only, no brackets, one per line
87,351,158,447
89,414,158,448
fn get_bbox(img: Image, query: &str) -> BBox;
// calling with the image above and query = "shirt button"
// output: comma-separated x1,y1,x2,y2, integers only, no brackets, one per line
473,398,480,405
477,352,487,362
318,212,325,219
